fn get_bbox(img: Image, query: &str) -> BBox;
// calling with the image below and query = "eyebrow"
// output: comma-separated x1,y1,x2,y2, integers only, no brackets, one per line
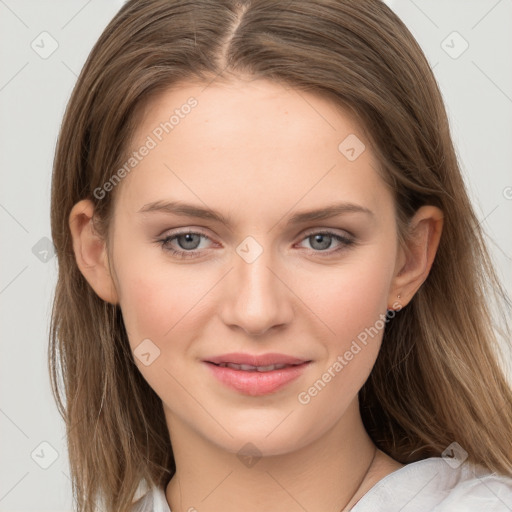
137,200,374,226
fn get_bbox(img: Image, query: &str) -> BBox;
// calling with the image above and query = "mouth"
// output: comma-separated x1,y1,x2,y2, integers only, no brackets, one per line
202,353,312,396
204,352,310,367
208,361,307,372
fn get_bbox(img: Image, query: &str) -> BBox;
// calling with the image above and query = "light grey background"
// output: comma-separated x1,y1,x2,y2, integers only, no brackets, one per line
0,1,511,510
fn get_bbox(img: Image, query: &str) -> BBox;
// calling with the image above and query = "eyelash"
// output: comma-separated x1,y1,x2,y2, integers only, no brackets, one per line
155,229,356,260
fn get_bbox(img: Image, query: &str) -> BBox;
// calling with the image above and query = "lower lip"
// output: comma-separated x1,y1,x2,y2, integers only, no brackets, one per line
203,361,311,396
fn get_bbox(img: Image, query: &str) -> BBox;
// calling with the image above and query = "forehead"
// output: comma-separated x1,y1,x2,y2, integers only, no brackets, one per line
134,78,362,151
115,78,390,222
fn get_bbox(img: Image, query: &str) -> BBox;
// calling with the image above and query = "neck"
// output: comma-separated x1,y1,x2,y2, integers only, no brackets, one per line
164,399,392,512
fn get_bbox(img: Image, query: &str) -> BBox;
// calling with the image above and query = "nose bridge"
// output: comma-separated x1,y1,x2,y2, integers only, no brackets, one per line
221,235,292,335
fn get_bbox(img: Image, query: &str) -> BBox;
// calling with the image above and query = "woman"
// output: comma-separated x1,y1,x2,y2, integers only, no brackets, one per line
49,1,512,510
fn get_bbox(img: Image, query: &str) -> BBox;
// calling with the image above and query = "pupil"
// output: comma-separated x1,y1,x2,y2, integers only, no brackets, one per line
312,234,331,250
179,233,200,249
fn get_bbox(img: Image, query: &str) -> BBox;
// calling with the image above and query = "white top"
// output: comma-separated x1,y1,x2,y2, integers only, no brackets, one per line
131,456,512,511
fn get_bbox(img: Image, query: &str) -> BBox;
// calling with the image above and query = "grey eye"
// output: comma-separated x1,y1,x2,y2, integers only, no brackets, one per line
308,233,334,251
175,233,202,250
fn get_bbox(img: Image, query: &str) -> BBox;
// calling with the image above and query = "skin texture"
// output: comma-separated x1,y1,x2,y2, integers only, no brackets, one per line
69,78,443,512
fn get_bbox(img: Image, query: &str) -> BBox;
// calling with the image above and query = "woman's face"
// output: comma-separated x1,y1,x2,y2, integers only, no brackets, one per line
108,78,402,455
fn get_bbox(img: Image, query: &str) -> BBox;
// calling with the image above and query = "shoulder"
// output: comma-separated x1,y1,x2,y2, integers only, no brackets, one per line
435,460,512,511
351,456,512,511
131,483,171,512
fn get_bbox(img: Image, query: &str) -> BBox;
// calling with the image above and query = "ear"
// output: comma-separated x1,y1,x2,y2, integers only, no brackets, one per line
68,199,119,305
388,205,443,309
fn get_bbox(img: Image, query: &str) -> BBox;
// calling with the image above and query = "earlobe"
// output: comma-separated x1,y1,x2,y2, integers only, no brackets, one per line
388,205,444,309
68,199,119,305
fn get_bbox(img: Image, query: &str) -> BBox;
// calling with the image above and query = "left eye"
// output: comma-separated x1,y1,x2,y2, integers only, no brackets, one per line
158,232,212,259
157,230,354,259
298,231,354,253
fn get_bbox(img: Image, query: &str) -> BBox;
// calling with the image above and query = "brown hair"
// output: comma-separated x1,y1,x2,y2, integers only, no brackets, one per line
49,0,512,510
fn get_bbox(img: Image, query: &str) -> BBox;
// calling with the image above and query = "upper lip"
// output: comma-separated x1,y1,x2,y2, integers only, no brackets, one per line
204,352,311,367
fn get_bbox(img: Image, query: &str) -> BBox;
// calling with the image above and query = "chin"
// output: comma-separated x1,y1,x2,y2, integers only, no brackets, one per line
205,415,324,459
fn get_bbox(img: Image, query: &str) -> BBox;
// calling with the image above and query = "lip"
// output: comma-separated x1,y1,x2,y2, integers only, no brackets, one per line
204,352,309,367
203,353,312,396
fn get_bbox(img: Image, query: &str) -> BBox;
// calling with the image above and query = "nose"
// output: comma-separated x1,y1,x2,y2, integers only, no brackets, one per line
219,242,294,337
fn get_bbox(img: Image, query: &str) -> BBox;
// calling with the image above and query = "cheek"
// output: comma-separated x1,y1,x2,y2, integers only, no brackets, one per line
340,264,390,335
112,238,202,349
306,250,394,344
293,253,394,428
302,245,395,391
117,269,199,345
114,261,207,400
